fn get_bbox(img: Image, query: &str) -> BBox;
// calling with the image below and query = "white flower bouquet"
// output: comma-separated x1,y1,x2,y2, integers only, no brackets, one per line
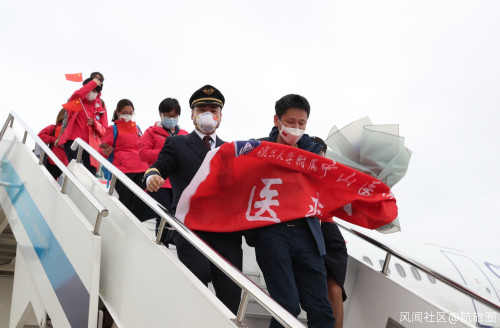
325,116,412,233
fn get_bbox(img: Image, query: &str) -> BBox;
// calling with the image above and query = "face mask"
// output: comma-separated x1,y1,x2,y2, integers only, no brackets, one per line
195,112,218,134
86,91,98,101
279,123,305,145
120,114,134,122
161,116,178,130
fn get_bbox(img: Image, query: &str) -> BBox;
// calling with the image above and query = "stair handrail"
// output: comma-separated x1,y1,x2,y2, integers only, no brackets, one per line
0,112,109,235
70,137,305,328
336,222,500,312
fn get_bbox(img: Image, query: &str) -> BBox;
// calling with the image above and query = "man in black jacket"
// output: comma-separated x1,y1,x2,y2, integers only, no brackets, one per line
144,85,242,315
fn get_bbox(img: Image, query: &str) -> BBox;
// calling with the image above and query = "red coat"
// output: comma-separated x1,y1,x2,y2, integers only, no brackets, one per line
101,120,148,174
38,124,69,166
88,115,106,169
57,80,108,169
58,80,108,152
139,122,188,188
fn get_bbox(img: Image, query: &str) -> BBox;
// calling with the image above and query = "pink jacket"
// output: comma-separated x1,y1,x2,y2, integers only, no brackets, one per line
101,120,148,174
38,124,69,166
139,122,188,188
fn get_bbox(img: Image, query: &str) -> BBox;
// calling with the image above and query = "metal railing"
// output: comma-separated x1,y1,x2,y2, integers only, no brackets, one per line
69,138,305,328
337,222,500,312
0,112,109,235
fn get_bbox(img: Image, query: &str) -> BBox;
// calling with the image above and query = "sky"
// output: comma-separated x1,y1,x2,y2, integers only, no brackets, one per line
1,1,499,262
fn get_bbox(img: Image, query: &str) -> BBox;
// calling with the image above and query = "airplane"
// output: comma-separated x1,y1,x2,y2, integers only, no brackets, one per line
338,222,500,327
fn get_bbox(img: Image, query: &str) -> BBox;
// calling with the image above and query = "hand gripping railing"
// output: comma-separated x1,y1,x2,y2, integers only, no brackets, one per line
336,222,500,313
70,137,305,328
0,112,109,235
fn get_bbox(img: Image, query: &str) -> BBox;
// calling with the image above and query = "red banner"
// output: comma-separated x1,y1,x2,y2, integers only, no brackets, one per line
175,140,398,232
65,73,83,82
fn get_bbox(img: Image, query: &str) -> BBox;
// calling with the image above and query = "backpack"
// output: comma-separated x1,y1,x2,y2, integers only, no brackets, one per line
102,124,118,184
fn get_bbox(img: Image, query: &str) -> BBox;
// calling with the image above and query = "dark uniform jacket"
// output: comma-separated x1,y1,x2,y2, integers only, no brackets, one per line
144,130,224,214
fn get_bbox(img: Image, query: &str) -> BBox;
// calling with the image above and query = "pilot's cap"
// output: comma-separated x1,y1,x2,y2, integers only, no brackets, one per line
189,85,224,109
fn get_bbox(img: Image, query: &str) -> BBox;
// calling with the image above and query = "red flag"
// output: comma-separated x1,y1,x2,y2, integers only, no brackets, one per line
115,120,139,135
176,140,398,232
62,99,83,112
65,73,83,82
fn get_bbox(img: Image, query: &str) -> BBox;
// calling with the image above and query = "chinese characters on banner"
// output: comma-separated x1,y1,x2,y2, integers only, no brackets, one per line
175,140,398,232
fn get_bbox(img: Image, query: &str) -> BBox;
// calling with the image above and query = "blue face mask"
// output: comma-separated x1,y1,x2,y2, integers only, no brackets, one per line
161,116,178,129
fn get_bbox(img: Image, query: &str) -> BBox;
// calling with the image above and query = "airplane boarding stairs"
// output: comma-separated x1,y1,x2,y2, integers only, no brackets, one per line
1,111,499,328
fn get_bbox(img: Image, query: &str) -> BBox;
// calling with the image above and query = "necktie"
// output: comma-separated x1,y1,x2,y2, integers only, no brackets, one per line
203,135,212,150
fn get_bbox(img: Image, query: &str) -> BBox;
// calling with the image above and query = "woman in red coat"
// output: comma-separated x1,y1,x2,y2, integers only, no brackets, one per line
38,109,69,179
58,76,108,175
101,99,149,221
139,98,188,243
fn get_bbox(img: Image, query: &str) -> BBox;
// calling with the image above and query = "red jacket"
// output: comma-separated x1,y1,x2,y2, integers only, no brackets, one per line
139,122,188,188
59,80,108,146
38,124,69,166
57,80,108,169
101,120,148,174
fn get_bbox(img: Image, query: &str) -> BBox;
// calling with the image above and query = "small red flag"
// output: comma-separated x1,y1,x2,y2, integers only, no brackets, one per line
62,99,83,112
117,121,138,134
65,73,83,82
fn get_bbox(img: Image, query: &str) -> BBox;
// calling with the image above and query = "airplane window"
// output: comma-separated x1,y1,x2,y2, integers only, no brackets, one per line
426,274,436,284
395,263,406,277
486,287,491,294
410,267,421,281
379,260,391,274
362,256,373,266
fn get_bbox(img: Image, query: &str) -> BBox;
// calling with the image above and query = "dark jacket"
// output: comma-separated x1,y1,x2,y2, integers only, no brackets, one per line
144,131,224,213
250,126,326,255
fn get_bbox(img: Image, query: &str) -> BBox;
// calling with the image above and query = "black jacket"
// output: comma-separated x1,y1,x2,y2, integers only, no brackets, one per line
144,130,224,213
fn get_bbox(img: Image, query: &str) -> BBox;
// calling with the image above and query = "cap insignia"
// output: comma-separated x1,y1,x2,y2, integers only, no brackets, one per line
203,88,215,95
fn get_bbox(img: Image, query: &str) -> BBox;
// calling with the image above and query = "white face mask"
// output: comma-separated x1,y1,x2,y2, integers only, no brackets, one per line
279,123,305,145
120,114,134,122
195,111,219,134
86,91,98,101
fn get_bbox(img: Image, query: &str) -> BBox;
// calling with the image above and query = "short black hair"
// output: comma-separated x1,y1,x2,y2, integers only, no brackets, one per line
158,98,181,116
275,94,310,118
90,72,104,81
311,136,327,153
83,77,102,93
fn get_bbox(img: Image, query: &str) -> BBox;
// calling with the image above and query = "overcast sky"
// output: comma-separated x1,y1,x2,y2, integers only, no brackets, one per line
1,1,499,261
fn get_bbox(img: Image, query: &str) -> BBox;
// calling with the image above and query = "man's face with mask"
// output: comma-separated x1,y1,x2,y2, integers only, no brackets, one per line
274,107,308,146
191,104,222,134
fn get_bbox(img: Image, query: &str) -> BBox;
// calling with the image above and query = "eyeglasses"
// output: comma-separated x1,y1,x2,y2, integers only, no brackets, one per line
161,113,179,119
